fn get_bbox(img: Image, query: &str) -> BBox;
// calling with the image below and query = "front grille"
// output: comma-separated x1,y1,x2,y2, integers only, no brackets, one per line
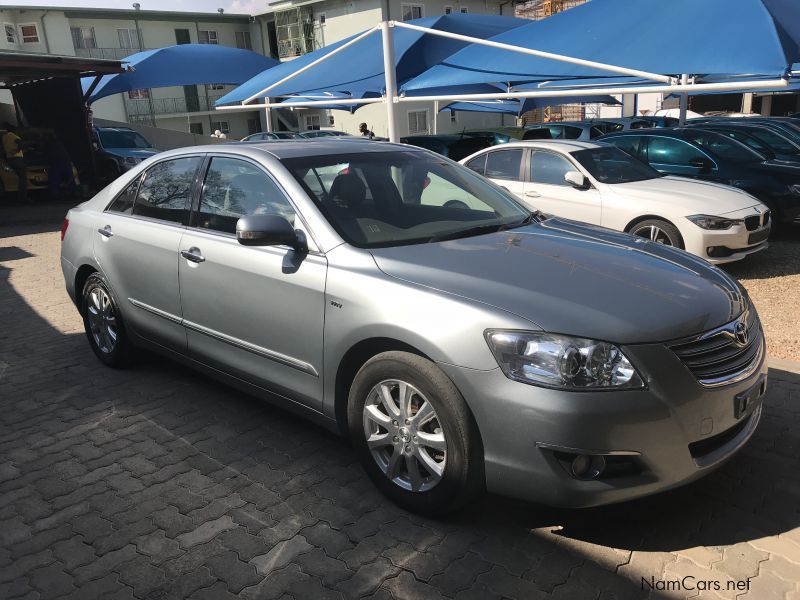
670,309,763,387
744,216,759,231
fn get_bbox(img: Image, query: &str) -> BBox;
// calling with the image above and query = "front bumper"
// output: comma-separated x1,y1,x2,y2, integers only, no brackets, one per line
439,338,768,508
681,209,771,264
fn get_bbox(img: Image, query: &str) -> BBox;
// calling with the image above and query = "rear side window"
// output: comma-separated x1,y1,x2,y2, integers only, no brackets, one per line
106,176,139,215
133,157,202,224
464,154,487,175
484,149,522,180
530,151,574,186
606,135,644,159
646,137,707,166
196,157,295,234
562,126,582,140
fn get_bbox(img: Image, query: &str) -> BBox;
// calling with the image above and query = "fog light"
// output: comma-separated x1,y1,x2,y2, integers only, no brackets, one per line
571,454,606,480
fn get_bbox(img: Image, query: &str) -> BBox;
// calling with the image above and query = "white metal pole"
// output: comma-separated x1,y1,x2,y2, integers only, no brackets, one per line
433,100,439,134
678,74,689,125
264,97,273,132
381,21,400,143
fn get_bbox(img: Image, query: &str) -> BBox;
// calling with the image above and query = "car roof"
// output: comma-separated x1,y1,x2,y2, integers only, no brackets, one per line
471,139,603,152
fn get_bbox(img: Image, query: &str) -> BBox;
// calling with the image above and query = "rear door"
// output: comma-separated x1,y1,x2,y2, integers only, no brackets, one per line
178,155,326,410
479,148,526,201
524,150,601,224
94,155,203,351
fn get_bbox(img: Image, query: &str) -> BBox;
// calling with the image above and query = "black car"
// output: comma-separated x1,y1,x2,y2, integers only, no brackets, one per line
684,122,800,163
400,134,494,161
689,116,800,146
599,127,800,228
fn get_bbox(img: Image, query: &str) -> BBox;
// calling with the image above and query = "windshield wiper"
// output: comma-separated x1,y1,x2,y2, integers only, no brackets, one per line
428,211,545,243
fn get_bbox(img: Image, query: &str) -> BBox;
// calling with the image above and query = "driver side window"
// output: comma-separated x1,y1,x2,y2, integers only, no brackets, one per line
646,137,707,166
530,151,574,186
196,157,295,234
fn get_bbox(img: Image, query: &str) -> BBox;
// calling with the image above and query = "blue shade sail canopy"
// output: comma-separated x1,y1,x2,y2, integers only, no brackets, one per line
403,0,800,92
443,94,621,116
215,14,528,106
278,91,381,113
82,44,280,104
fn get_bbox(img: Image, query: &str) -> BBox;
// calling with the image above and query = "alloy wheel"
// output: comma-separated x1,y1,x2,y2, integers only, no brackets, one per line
86,287,118,354
631,224,675,245
362,379,447,492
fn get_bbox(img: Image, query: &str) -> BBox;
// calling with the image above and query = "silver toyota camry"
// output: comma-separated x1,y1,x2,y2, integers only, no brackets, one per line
60,139,767,515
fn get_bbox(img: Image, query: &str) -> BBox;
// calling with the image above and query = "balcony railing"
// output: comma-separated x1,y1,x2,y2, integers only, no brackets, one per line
125,94,228,117
74,47,147,60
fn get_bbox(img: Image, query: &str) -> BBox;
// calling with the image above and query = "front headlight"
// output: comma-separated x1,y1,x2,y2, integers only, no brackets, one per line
485,330,644,390
686,214,743,230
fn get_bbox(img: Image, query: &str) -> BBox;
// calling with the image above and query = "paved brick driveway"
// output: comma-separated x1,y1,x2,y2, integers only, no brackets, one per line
1,220,799,600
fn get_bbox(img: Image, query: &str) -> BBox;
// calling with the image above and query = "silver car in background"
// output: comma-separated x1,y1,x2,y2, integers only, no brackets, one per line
60,140,767,514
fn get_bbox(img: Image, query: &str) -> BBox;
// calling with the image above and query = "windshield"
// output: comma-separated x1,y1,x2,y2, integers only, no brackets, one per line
747,128,799,155
686,131,762,163
283,150,531,248
98,129,152,149
571,146,661,184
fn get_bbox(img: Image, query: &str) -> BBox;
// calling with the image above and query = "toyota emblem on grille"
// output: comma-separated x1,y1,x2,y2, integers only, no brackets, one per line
733,321,749,347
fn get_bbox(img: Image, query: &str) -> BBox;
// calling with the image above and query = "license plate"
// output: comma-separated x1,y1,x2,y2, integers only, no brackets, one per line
748,229,769,244
734,374,767,419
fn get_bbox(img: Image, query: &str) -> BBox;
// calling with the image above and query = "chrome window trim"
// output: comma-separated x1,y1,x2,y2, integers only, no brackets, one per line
128,297,319,376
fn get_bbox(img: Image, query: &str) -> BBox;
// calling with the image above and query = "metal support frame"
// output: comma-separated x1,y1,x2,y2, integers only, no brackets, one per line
678,74,689,125
217,18,791,137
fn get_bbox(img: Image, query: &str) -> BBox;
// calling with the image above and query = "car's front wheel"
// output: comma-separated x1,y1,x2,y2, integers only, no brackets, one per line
81,272,131,367
629,218,684,248
348,351,483,515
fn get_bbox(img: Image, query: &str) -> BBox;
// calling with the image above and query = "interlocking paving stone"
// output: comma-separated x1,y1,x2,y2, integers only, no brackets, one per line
3,223,800,600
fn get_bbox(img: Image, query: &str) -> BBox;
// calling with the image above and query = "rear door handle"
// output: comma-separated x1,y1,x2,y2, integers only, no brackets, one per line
97,226,113,238
180,247,205,263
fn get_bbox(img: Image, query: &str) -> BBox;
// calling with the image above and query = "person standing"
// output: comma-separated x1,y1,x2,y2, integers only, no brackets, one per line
359,122,374,139
45,132,76,200
2,122,27,203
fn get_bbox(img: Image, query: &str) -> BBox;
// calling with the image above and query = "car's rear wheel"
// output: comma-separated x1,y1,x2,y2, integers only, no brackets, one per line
82,272,131,367
347,351,483,515
630,219,684,249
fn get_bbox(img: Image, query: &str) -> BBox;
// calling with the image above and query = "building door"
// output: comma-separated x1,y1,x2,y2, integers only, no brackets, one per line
183,85,200,112
174,28,191,44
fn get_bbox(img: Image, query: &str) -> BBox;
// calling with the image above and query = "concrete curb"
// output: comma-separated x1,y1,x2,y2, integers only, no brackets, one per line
768,356,800,375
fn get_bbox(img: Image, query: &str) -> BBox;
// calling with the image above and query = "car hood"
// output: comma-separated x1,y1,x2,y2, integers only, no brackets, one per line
104,148,159,158
370,219,746,345
607,176,760,215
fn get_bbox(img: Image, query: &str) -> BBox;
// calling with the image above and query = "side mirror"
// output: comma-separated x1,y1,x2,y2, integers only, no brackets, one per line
689,157,714,173
236,214,307,252
564,170,590,189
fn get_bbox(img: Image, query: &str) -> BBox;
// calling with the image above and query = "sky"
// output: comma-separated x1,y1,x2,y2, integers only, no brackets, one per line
3,0,269,15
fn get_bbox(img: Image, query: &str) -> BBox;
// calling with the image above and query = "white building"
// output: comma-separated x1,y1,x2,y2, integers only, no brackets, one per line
0,5,273,139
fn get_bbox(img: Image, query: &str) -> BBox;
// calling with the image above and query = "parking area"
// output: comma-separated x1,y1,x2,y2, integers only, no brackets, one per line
1,217,800,600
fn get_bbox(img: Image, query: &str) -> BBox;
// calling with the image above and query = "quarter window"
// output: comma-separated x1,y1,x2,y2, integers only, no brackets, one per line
484,149,522,181
133,157,202,224
197,157,295,234
646,137,707,166
465,154,486,175
107,177,140,215
530,151,574,186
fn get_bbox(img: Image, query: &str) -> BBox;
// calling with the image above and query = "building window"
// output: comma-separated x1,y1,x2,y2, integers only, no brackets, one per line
128,89,150,100
408,109,428,134
450,110,457,124
211,121,230,134
305,115,321,130
199,30,219,44
235,31,252,50
247,118,260,135
5,24,17,43
401,4,424,21
19,24,39,44
328,115,335,126
444,6,453,14
318,13,326,25
275,7,316,58
460,6,469,13
71,27,97,49
207,83,225,91
117,28,141,49
189,123,204,135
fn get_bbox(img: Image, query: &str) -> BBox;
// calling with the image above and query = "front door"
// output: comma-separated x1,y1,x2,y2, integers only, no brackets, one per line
524,150,601,224
644,136,715,177
178,156,327,410
94,156,203,351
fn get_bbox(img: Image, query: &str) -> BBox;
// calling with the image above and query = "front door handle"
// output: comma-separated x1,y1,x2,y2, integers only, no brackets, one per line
180,247,205,263
524,190,541,198
97,226,113,238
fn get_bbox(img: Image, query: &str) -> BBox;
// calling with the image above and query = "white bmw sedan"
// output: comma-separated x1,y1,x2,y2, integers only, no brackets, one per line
461,141,771,263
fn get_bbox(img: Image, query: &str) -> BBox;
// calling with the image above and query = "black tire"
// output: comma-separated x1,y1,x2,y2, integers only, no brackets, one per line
629,218,684,249
347,351,484,515
81,272,131,368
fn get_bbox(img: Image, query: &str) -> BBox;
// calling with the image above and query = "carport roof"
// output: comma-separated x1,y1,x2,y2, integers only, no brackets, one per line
0,51,123,87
